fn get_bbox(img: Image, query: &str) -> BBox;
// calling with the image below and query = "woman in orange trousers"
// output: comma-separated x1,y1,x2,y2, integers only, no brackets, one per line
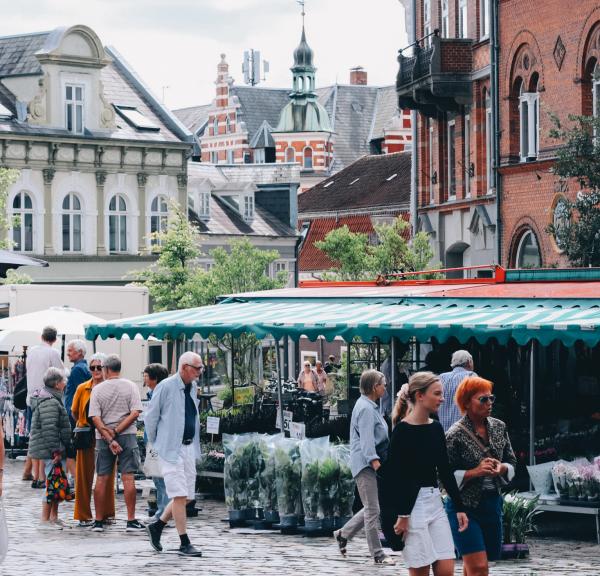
71,353,116,526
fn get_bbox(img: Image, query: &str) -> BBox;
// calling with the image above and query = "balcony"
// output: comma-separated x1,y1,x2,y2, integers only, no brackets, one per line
396,34,473,117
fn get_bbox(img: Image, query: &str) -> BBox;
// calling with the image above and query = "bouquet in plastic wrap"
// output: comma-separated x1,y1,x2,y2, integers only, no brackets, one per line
274,437,302,527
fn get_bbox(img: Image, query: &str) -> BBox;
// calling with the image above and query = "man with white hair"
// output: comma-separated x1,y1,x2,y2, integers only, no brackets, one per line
438,350,477,432
145,351,203,557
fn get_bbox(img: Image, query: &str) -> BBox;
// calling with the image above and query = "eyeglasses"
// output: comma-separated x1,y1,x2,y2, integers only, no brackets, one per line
90,366,103,372
186,363,204,372
478,394,496,404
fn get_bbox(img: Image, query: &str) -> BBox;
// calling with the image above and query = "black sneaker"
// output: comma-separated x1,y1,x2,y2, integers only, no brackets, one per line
92,520,104,533
333,529,347,557
146,521,163,552
126,519,146,532
178,543,202,557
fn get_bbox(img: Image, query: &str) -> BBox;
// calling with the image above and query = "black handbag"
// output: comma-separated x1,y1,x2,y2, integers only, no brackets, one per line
13,376,27,410
72,427,94,450
377,465,405,551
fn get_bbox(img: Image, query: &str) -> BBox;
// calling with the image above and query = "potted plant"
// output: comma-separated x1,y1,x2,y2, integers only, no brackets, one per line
333,445,355,530
502,492,540,559
274,439,302,529
318,455,339,532
223,434,250,525
258,436,281,525
301,460,321,531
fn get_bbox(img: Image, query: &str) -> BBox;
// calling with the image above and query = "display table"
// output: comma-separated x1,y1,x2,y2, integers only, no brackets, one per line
520,491,600,544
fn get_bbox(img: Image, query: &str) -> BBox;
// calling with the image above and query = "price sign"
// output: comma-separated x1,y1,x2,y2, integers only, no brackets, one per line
276,410,294,431
206,416,220,435
289,421,306,440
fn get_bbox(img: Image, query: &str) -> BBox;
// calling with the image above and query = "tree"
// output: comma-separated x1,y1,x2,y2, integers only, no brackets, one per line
315,216,440,280
547,114,600,267
0,168,19,250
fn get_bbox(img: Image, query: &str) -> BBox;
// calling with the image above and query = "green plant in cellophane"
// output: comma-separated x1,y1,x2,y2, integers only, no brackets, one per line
300,437,329,521
258,434,283,516
318,449,340,520
223,434,249,511
273,437,302,520
333,444,355,520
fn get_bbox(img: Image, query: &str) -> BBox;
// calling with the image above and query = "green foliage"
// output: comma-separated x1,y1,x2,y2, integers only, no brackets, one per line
301,461,320,518
502,492,541,544
0,168,19,250
274,442,302,516
0,269,32,285
217,387,233,408
317,456,340,518
315,217,440,281
547,114,600,266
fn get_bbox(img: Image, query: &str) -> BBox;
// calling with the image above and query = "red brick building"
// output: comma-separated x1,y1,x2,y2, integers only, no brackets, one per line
498,0,600,267
397,0,497,275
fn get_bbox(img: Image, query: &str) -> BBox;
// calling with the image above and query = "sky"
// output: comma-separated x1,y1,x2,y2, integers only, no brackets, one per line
0,0,408,111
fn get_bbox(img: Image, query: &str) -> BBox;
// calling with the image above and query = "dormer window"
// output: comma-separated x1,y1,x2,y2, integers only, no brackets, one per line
198,191,211,219
65,84,84,134
244,195,254,220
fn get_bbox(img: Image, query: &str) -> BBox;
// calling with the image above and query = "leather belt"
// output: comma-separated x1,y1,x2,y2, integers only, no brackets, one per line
182,439,193,445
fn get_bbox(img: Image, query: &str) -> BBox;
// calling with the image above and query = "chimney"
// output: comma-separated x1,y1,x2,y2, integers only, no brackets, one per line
350,66,367,85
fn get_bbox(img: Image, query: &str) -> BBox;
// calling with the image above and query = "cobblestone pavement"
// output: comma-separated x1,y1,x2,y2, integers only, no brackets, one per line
1,459,598,575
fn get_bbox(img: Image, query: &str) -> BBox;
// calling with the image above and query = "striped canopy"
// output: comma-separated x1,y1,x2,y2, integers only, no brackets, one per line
85,297,600,346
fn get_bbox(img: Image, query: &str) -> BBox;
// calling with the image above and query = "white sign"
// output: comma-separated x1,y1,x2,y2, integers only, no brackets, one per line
206,416,220,435
289,421,306,440
276,410,294,431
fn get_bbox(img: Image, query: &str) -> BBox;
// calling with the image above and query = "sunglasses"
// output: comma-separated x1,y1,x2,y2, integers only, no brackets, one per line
478,394,496,404
90,365,103,372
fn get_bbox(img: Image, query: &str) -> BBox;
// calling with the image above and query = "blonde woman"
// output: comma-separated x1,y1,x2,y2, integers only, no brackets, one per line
386,372,468,576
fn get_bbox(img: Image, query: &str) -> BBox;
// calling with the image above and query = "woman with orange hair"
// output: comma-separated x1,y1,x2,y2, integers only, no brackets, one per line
445,376,516,576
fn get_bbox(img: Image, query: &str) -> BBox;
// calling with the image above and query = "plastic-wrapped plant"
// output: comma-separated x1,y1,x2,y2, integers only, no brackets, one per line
259,434,282,514
274,438,302,518
318,455,340,519
300,436,330,521
243,435,264,509
223,434,249,511
333,444,355,519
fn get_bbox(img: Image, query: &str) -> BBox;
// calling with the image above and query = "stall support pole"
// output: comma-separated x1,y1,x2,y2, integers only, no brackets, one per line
230,337,235,404
391,337,399,401
529,340,537,468
283,336,289,380
275,338,284,435
346,340,352,402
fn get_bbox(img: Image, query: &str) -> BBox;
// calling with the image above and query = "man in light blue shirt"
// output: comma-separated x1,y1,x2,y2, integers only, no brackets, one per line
438,350,476,432
145,351,203,557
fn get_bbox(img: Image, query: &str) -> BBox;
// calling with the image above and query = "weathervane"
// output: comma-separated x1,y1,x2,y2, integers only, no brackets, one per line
297,0,306,26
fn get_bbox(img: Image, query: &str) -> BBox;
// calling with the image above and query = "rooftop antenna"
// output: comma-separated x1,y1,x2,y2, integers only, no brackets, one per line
242,50,269,86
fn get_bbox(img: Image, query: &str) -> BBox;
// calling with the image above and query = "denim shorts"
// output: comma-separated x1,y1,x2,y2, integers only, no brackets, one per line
445,492,503,560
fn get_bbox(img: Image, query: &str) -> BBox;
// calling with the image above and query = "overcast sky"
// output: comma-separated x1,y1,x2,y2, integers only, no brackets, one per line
0,0,407,111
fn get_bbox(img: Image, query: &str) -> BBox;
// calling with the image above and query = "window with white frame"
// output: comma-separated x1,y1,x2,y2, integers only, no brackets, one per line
225,116,231,133
447,119,456,199
11,191,33,252
150,195,168,244
516,229,541,268
441,0,449,37
480,0,490,39
210,150,218,164
464,113,471,198
61,193,82,252
108,194,128,253
272,261,287,278
243,195,254,220
303,146,313,169
213,117,219,136
197,191,210,219
519,80,539,161
424,0,432,44
65,84,84,134
254,148,265,164
593,62,600,119
459,0,468,38
485,90,493,193
227,149,234,164
429,119,435,204
285,147,295,162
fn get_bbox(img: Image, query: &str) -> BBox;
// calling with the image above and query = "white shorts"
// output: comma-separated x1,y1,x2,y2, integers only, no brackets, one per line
402,487,456,569
158,443,196,500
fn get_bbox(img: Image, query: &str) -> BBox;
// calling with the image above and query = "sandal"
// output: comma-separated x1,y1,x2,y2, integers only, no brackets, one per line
333,529,347,557
22,474,34,481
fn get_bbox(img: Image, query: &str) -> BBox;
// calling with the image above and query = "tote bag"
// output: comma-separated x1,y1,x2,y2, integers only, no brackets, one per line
143,443,163,478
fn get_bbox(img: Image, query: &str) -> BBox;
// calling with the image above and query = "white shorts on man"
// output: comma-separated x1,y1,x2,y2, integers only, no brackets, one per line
402,487,455,568
159,444,196,500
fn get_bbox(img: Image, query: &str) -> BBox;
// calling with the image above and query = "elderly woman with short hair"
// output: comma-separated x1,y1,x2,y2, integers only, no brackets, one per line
29,366,72,529
333,369,395,565
71,352,116,527
445,376,517,576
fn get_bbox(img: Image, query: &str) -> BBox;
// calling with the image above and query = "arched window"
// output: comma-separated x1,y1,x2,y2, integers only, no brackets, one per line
303,146,313,169
61,193,82,252
12,191,33,252
213,117,219,136
515,229,541,268
593,62,600,118
285,147,295,163
519,76,539,160
150,195,168,245
108,194,128,253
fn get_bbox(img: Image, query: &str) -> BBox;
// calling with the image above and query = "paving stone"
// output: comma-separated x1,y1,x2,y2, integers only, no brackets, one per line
1,459,598,575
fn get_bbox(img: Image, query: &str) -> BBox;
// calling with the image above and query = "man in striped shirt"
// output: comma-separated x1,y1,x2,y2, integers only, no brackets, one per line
438,350,476,432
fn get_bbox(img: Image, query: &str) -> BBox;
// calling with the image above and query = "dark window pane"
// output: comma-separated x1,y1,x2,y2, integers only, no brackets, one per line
62,195,70,210
119,196,126,211
109,215,116,251
24,214,33,252
13,194,20,209
72,195,81,210
24,193,32,209
73,214,81,251
62,214,70,251
12,226,20,251
109,196,116,211
120,215,127,251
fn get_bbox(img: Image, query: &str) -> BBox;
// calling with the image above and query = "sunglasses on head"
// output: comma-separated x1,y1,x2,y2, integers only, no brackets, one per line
90,365,103,372
478,394,496,404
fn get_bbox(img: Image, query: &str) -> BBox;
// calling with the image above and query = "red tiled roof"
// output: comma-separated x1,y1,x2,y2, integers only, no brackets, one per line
299,212,409,272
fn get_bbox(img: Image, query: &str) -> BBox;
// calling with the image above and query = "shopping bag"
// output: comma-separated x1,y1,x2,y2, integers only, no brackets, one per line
143,442,163,478
0,498,9,563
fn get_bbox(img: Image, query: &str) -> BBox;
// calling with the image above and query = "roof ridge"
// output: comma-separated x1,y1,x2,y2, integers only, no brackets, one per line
0,30,51,41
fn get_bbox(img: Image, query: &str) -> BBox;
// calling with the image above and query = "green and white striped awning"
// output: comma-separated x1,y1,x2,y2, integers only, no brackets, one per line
85,297,600,347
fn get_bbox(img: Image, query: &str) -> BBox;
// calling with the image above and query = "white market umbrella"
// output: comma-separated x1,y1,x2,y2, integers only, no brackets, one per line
0,306,105,337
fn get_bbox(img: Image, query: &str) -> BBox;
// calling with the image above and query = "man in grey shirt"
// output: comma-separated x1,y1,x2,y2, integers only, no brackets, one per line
438,350,476,432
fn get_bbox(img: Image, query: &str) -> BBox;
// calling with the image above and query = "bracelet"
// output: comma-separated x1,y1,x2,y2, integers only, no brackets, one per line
397,514,410,519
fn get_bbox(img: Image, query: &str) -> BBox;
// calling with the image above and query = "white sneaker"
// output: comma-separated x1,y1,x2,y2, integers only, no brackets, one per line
39,521,62,531
52,518,72,529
